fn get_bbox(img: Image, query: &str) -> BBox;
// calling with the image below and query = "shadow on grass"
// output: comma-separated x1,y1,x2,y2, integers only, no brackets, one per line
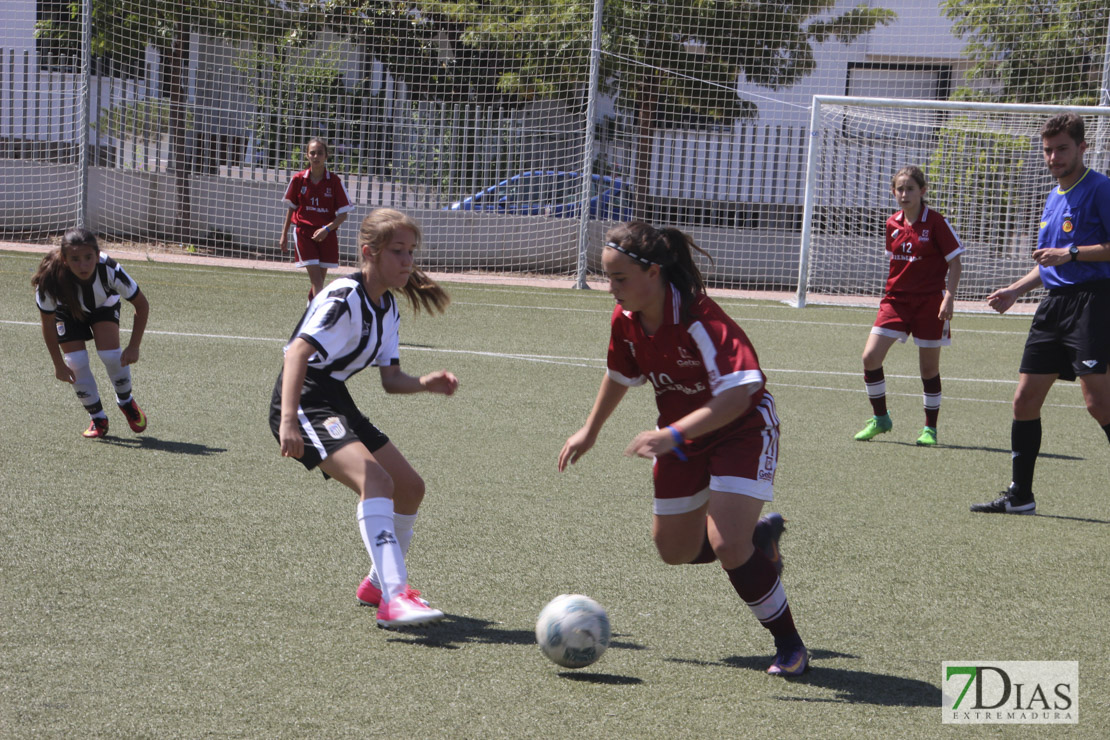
879,440,1083,460
557,672,642,685
383,614,647,655
719,650,940,707
1032,513,1110,524
98,435,227,456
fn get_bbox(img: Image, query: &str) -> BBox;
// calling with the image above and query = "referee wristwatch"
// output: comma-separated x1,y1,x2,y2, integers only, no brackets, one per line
1069,245,1079,261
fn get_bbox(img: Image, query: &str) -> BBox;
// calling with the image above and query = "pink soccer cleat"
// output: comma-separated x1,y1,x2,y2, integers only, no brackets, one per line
356,577,383,607
376,588,443,628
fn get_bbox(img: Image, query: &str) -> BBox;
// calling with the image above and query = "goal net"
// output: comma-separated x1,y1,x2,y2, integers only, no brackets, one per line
4,2,1109,291
796,96,1110,307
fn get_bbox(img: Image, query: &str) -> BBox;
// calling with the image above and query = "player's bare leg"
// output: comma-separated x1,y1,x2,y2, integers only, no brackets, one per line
355,441,430,608
1077,371,1110,426
305,264,326,301
322,443,442,626
651,501,710,565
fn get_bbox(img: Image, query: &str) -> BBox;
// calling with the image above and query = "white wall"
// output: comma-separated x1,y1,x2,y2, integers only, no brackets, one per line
737,0,970,128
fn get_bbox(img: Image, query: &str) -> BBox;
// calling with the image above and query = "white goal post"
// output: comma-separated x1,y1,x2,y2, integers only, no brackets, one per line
795,96,1110,308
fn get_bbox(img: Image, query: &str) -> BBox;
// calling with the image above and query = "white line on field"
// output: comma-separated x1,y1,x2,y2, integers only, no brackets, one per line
1,318,1083,408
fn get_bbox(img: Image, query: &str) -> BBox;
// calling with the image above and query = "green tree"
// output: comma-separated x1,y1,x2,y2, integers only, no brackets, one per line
321,1,526,105
409,0,896,215
36,1,297,238
942,0,1109,105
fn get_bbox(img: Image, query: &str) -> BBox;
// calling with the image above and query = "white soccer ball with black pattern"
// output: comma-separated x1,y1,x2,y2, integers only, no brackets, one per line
535,594,611,669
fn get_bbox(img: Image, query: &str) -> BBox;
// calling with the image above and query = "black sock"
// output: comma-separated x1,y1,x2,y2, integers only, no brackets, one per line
1102,421,1110,445
1010,418,1041,497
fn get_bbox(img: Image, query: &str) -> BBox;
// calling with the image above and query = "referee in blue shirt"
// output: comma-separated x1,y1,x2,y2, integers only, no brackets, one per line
974,113,1110,514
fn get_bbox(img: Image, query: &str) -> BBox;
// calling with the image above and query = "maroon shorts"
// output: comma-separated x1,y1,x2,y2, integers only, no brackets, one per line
651,393,780,515
871,291,950,347
292,224,339,268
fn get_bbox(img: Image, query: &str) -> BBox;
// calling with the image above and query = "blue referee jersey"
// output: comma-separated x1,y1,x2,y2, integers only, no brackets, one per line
1037,167,1110,289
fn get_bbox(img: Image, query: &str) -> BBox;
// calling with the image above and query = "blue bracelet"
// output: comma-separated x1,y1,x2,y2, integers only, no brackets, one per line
666,425,688,461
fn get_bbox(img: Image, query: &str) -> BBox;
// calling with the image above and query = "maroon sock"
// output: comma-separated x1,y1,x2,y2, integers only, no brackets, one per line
725,549,800,646
922,374,941,428
864,367,887,417
688,528,717,564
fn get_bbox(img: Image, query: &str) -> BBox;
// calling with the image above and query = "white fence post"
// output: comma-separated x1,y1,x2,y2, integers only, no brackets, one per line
575,0,604,289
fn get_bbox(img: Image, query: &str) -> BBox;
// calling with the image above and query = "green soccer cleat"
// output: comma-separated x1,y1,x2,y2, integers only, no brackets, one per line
853,414,892,441
916,426,938,446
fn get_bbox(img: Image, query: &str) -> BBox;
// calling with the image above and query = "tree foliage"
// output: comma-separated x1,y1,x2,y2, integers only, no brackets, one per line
942,0,1109,105
401,0,897,123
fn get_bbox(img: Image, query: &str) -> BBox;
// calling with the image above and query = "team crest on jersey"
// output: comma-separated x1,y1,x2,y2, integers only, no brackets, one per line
323,416,346,439
300,186,307,195
56,321,65,337
1062,218,1074,233
325,189,333,197
920,229,931,241
676,346,701,367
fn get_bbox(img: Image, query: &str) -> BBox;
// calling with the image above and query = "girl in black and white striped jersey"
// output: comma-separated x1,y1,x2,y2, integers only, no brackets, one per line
32,227,150,438
270,208,456,629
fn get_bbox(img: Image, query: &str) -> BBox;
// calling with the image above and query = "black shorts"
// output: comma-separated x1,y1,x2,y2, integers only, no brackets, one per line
51,303,121,344
269,368,390,473
1020,281,1110,381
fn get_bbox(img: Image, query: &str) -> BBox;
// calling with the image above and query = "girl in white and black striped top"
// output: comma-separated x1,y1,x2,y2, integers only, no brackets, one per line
271,208,457,629
32,227,150,438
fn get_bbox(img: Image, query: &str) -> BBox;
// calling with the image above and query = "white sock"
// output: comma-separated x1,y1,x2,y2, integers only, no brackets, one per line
367,511,417,588
356,498,406,603
64,350,102,415
97,348,132,403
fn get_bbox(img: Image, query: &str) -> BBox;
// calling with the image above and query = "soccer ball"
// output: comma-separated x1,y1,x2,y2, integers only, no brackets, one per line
535,594,611,669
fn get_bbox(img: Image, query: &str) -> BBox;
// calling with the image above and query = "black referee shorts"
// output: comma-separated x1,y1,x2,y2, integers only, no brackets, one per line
1020,281,1110,381
269,368,390,473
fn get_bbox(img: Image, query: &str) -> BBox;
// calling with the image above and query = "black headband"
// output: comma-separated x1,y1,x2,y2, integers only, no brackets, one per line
605,241,660,266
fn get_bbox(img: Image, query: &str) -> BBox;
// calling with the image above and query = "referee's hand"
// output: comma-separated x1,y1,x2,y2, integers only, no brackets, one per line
986,287,1017,314
1032,247,1070,267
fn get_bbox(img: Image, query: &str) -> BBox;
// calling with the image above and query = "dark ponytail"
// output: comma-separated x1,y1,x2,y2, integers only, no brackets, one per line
604,221,711,320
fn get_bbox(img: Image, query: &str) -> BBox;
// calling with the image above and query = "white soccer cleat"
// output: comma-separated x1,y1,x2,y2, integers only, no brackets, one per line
376,587,444,628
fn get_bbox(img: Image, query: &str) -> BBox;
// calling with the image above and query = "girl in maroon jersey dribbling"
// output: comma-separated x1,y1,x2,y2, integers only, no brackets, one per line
558,221,809,677
279,138,353,301
853,165,964,446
